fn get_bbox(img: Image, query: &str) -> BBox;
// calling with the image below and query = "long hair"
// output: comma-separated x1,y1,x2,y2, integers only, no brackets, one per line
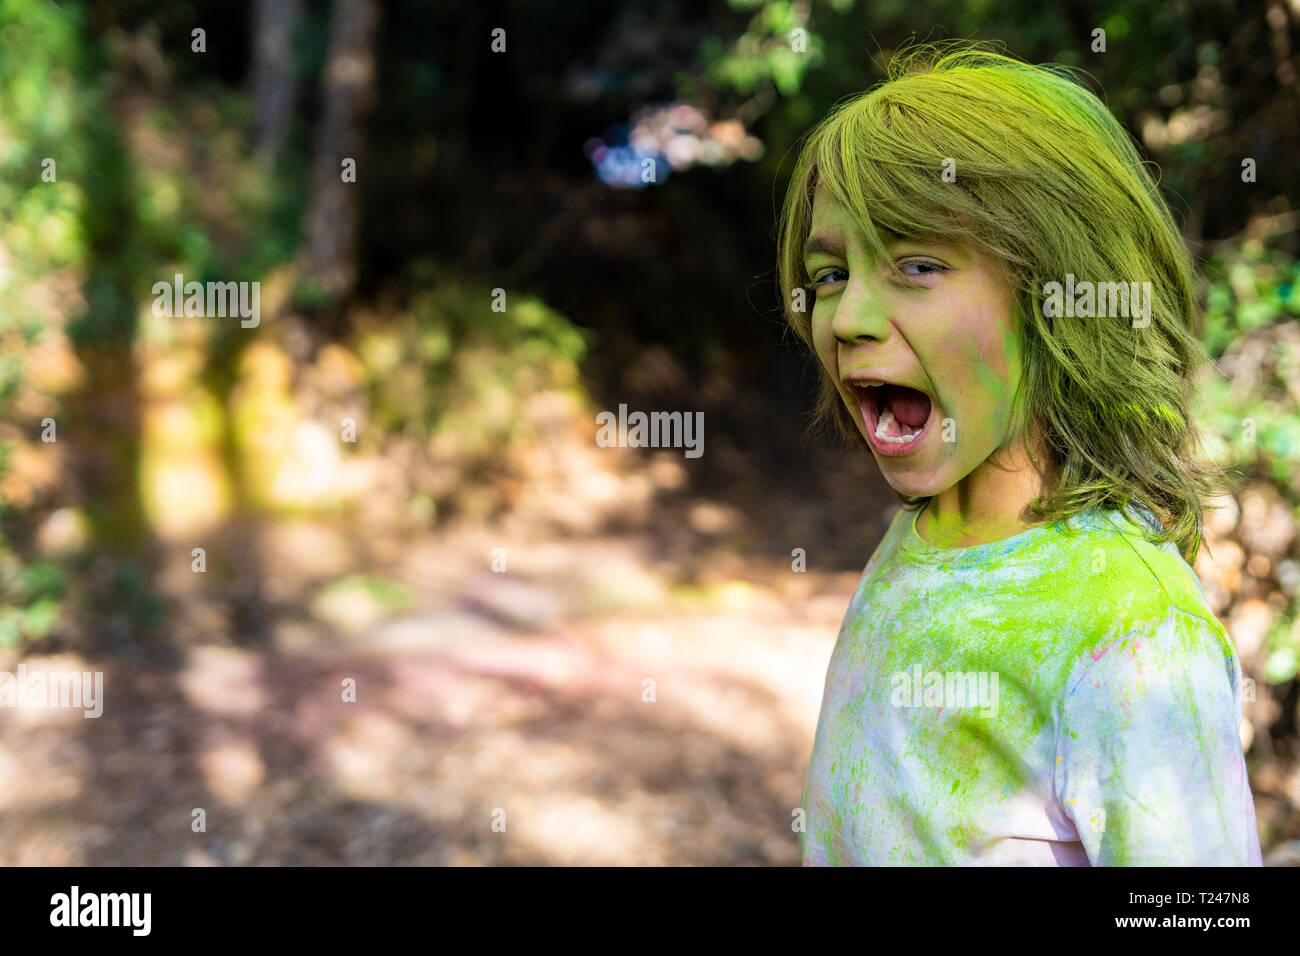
776,42,1222,561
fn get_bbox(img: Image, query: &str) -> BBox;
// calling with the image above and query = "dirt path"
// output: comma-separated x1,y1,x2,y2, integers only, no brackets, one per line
0,521,858,865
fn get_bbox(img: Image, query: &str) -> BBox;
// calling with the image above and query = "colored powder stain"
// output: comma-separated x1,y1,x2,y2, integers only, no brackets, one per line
801,501,1252,865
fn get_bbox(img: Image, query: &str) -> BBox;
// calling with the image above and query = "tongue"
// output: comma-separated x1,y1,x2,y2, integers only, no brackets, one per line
885,386,931,429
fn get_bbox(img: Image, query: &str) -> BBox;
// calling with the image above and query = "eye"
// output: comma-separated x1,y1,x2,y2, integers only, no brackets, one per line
807,267,848,289
896,258,949,281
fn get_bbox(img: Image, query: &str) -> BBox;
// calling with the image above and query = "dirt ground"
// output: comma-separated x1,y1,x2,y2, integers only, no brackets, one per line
0,513,863,866
2,439,1297,865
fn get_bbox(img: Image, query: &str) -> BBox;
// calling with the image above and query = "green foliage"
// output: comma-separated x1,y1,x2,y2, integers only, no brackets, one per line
1197,245,1300,496
1264,618,1300,684
0,542,67,649
0,0,88,323
1201,246,1300,359
697,1,825,97
359,265,587,469
315,574,415,613
1195,243,1300,686
0,0,89,650
100,559,167,639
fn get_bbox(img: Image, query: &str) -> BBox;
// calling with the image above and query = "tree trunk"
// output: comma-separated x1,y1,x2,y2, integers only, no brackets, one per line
249,0,301,159
300,0,380,304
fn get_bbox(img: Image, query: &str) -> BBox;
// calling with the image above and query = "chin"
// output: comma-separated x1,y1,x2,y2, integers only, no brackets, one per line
870,456,955,499
880,474,944,499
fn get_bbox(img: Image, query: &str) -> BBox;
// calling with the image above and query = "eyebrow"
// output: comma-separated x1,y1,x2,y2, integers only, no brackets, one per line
802,234,845,260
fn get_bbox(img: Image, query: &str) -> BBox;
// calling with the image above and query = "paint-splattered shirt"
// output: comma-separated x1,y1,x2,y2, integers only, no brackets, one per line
801,504,1262,866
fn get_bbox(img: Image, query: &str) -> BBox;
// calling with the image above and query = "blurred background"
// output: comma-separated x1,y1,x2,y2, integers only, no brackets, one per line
0,0,1297,865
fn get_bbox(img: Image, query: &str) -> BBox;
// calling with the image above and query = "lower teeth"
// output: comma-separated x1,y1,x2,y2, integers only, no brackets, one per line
875,407,919,443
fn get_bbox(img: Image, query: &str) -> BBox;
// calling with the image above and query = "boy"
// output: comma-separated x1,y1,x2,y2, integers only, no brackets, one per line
780,45,1262,865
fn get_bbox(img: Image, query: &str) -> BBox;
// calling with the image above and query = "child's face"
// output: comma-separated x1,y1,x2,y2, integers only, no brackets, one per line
804,187,1024,498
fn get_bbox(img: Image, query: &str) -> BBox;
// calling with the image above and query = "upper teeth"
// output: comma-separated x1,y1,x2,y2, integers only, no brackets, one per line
875,407,918,443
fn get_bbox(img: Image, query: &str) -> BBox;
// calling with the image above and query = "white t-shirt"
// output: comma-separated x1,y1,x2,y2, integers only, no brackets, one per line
801,504,1262,865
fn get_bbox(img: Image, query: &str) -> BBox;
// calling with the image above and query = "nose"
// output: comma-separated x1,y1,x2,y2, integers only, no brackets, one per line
831,275,891,345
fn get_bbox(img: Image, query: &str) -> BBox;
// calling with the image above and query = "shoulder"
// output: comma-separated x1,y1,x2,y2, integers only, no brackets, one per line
1048,507,1222,655
1054,606,1244,799
1051,603,1258,865
1062,605,1238,702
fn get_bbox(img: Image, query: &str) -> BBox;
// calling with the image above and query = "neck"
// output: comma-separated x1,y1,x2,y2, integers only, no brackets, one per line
914,439,1048,548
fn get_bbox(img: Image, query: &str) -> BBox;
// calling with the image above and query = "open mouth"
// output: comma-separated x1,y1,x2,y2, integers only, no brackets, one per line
851,383,934,454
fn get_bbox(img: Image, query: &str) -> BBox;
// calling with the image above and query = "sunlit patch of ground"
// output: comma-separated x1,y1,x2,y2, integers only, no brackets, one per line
0,528,857,865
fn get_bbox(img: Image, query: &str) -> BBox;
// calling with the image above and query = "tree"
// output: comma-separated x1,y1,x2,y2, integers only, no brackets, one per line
299,0,380,304
249,0,301,160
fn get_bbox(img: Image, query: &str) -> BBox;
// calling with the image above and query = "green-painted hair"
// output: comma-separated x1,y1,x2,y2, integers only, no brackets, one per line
776,42,1222,561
